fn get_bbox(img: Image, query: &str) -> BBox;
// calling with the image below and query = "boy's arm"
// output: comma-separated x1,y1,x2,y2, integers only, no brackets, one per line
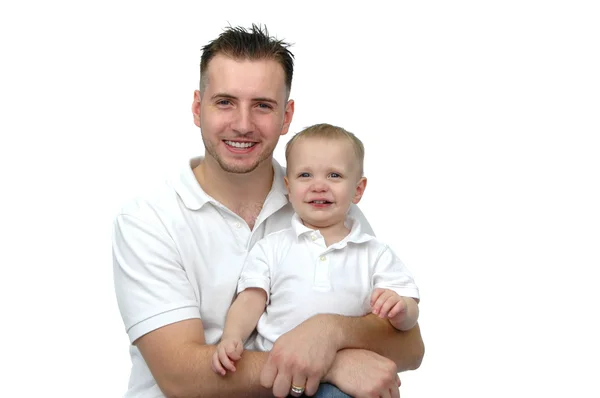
222,288,268,341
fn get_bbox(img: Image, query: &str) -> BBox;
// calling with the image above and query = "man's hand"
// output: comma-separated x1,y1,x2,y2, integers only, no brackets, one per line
260,315,342,397
211,337,244,376
324,349,401,398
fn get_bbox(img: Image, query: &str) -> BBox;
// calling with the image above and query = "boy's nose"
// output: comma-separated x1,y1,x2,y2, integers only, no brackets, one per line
310,181,328,192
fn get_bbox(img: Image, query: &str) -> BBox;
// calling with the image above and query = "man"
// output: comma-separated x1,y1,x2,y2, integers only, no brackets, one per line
113,24,424,398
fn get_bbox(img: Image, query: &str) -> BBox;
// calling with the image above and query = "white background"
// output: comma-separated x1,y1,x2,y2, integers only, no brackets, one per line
1,1,599,397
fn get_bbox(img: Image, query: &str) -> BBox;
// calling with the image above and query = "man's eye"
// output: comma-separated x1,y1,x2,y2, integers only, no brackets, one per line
257,103,272,109
217,100,231,106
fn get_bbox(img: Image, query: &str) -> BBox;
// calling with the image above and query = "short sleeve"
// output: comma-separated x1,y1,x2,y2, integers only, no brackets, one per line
113,213,200,343
372,245,420,301
237,238,274,301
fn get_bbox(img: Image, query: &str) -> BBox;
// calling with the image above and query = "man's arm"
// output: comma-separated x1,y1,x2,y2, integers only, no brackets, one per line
268,313,423,373
332,314,425,370
113,212,271,398
260,313,424,397
136,318,272,398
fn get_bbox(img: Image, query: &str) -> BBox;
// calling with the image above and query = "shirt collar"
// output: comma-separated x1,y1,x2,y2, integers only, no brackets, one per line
171,156,288,211
291,212,375,246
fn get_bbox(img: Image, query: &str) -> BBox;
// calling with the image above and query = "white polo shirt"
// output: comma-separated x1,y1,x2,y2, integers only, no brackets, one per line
112,157,371,398
238,213,420,352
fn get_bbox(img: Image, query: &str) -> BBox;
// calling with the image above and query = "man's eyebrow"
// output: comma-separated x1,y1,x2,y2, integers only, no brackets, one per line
253,97,278,106
211,93,237,101
211,93,278,106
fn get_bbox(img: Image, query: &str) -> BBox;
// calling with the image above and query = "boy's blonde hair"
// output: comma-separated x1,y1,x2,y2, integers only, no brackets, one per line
285,123,365,176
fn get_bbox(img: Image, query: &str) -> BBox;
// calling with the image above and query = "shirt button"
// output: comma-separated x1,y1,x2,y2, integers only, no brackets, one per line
311,235,317,241
320,256,326,261
234,222,241,228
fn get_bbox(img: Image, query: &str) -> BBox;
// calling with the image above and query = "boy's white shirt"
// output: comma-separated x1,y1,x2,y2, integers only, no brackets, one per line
238,213,420,352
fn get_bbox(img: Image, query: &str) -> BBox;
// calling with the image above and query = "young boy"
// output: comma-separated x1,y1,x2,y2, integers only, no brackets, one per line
211,124,420,384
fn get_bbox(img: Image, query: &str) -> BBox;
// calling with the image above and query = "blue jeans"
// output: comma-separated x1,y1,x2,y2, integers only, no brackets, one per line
309,383,352,398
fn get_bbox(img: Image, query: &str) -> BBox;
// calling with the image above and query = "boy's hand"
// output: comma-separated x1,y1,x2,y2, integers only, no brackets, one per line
370,288,407,320
211,337,244,376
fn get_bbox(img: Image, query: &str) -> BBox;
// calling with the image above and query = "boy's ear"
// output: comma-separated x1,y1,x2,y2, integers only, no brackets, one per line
284,176,290,193
352,177,367,204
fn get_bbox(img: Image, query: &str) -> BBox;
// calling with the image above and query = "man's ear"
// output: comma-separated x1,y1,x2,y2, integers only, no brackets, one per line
192,90,202,127
352,177,367,204
280,99,295,136
284,176,290,194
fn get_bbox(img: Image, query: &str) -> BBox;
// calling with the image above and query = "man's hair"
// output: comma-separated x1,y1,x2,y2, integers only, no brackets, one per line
285,123,365,176
199,24,294,96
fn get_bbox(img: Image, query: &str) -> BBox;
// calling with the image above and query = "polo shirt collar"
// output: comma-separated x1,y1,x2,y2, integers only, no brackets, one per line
172,156,288,211
291,212,375,246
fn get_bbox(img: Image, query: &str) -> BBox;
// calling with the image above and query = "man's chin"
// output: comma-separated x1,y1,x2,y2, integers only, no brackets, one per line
219,160,261,175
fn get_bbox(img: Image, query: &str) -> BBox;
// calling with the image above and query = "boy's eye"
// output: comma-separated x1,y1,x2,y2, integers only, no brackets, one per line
329,173,341,178
298,172,310,178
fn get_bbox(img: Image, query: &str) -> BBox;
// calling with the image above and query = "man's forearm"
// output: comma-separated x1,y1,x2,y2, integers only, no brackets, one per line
315,313,425,371
145,342,272,398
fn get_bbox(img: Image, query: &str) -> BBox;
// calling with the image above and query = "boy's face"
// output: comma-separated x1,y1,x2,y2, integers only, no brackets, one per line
285,137,366,230
192,54,295,174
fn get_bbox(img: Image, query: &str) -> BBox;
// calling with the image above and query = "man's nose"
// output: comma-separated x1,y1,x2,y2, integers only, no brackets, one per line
231,107,254,135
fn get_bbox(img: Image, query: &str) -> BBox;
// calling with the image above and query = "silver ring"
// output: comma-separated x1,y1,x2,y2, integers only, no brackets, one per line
291,384,305,395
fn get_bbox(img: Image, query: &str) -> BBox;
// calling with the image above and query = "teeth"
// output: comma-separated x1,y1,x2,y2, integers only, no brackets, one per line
313,200,327,204
225,140,255,148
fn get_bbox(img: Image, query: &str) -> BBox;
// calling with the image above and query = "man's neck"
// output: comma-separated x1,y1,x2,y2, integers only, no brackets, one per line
193,156,274,217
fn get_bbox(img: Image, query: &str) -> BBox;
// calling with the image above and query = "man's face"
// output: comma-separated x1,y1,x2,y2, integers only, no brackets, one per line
192,54,294,174
285,137,366,230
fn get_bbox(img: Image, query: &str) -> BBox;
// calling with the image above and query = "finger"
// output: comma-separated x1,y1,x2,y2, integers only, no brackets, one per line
391,384,400,398
370,288,385,306
227,342,243,361
272,369,293,398
260,359,278,388
380,387,392,398
396,373,401,387
387,301,405,318
235,342,245,359
372,290,391,314
289,374,307,397
378,296,397,318
380,296,402,318
218,347,237,372
371,293,384,315
212,352,226,376
304,376,320,396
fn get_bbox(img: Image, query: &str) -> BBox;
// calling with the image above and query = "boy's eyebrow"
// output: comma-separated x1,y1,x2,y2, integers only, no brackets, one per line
211,93,279,105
